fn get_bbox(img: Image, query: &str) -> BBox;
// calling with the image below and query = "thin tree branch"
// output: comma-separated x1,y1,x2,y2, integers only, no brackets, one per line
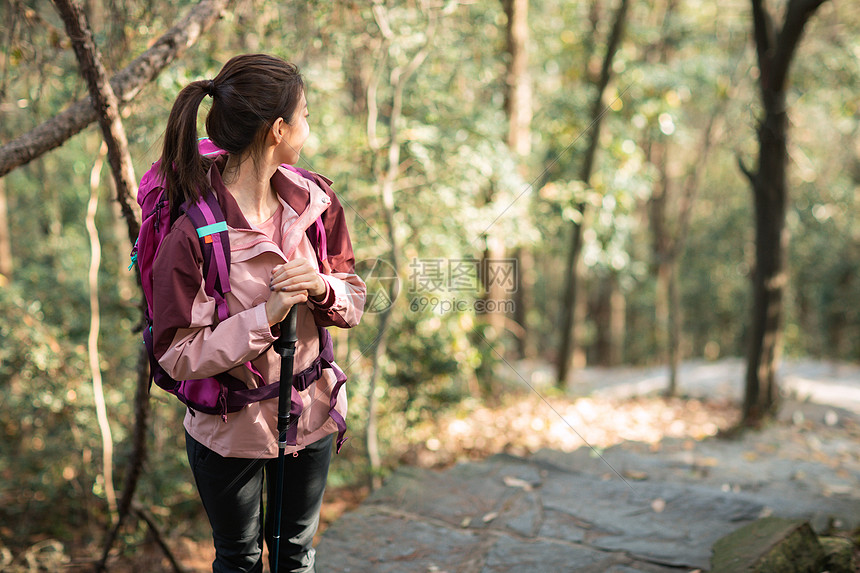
364,0,439,490
0,0,20,99
366,48,387,154
556,0,630,388
133,503,185,573
0,0,228,181
770,0,829,92
737,154,756,186
750,0,775,83
371,0,394,40
85,141,117,522
579,0,629,184
96,344,150,573
0,176,11,278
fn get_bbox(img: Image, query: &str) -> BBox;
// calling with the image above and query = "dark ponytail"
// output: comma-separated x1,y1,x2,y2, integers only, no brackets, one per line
158,54,305,221
159,80,212,221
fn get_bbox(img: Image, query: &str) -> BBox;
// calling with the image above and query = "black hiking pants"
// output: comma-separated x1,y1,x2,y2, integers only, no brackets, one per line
186,431,333,573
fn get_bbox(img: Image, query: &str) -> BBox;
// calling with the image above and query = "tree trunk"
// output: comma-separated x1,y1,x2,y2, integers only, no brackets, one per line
655,259,670,355
557,213,584,388
609,275,626,365
97,345,156,572
365,311,390,491
53,0,137,236
644,0,684,394
741,0,829,424
502,0,532,358
593,274,625,366
479,0,531,339
0,177,11,279
555,0,629,388
653,256,682,393
649,138,685,394
512,247,534,357
667,259,682,391
480,236,507,336
744,104,789,421
647,53,733,395
503,0,532,157
649,137,671,368
592,274,611,366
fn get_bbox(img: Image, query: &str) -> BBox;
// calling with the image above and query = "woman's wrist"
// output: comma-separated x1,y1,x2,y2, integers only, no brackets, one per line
309,275,328,300
309,284,328,301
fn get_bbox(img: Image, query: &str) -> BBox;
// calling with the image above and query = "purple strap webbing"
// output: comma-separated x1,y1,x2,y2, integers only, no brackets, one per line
315,217,327,263
281,327,347,449
195,195,231,323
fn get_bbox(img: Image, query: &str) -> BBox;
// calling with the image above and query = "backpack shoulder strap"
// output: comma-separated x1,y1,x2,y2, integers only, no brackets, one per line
183,191,232,322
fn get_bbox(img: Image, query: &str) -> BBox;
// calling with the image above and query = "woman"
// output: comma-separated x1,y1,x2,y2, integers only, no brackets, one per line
151,54,365,572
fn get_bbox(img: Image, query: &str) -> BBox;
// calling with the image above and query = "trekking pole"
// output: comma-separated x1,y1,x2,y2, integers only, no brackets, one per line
271,304,299,571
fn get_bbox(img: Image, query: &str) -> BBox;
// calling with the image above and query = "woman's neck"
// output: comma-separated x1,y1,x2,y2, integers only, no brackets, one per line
222,154,280,225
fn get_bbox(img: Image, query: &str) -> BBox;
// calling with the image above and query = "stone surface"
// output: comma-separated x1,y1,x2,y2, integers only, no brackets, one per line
317,436,859,572
315,508,486,573
538,469,765,568
317,361,860,571
318,454,767,571
531,433,860,533
480,537,606,573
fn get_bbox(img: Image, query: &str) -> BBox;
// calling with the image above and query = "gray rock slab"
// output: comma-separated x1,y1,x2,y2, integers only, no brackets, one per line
314,507,487,572
314,506,635,573
537,469,764,569
315,505,686,573
320,453,767,571
532,435,860,532
480,537,607,572
366,456,545,532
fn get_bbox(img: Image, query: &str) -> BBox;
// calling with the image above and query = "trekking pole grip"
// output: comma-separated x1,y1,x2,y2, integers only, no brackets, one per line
273,304,299,442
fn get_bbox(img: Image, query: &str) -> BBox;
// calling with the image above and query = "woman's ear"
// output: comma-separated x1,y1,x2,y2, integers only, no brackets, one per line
271,117,287,145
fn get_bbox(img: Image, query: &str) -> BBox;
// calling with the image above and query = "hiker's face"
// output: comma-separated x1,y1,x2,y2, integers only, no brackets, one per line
278,92,310,165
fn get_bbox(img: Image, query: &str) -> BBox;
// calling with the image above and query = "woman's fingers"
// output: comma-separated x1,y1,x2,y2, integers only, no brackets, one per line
270,259,310,285
265,289,309,326
271,276,317,293
270,258,326,297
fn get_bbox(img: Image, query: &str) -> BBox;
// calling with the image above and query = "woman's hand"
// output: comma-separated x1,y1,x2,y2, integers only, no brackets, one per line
265,258,327,326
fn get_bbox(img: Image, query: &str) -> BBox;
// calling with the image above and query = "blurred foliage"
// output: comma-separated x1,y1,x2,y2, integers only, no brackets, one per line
0,0,857,560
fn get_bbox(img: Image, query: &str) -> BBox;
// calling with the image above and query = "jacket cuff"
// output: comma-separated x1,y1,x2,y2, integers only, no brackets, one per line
308,275,335,309
253,303,278,342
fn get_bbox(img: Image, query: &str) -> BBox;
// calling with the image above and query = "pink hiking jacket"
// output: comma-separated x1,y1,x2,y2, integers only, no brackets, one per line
151,157,365,457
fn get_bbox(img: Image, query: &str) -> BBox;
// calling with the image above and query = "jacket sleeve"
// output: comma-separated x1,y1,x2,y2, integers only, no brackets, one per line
307,178,366,329
151,222,276,380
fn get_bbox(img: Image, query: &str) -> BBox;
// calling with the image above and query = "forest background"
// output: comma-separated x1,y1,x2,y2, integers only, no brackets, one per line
0,0,857,568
